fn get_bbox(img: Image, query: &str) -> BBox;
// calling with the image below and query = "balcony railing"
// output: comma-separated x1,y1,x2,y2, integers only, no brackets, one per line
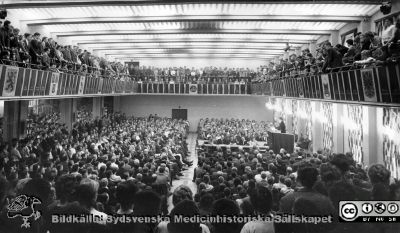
251,59,400,105
1,58,400,105
0,63,251,99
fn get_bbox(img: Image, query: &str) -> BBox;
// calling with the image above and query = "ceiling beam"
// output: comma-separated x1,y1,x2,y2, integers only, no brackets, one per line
56,29,332,37
75,39,312,45
104,51,283,55
2,1,381,9
108,54,277,58
24,15,363,26
111,56,275,60
91,47,292,51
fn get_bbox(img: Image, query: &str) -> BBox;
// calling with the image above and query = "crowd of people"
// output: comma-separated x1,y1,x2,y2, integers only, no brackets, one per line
2,16,399,85
129,66,257,83
198,118,272,146
0,110,398,233
191,145,400,233
0,111,194,233
0,20,129,79
254,17,400,83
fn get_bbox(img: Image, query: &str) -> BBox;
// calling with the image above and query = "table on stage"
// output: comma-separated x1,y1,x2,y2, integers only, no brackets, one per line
198,131,294,154
197,140,269,152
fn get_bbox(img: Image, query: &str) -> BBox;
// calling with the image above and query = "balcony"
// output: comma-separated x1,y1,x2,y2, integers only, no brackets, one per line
1,60,400,107
251,60,400,106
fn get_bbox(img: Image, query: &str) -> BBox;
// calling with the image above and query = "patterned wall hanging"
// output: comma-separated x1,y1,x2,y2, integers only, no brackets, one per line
273,98,285,123
346,105,364,165
292,100,298,136
322,103,334,152
382,108,400,179
305,101,313,141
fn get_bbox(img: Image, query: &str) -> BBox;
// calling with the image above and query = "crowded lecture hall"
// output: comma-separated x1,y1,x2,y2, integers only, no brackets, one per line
0,0,399,233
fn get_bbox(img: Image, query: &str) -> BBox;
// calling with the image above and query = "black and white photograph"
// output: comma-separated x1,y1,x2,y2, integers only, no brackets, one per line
0,1,399,233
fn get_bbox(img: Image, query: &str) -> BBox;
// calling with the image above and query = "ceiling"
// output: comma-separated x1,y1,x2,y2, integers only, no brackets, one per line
5,1,381,62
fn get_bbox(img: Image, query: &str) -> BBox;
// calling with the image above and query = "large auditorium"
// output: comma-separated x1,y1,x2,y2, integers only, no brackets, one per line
0,0,399,233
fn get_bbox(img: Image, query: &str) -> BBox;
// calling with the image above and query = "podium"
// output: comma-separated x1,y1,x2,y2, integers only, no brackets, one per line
267,131,295,153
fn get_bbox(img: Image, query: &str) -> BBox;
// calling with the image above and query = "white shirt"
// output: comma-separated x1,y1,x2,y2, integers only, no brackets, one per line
156,221,210,233
382,25,395,44
240,220,275,233
90,208,108,225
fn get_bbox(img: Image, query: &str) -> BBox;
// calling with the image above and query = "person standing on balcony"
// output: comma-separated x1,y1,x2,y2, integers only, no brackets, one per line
0,20,11,51
322,42,343,73
29,32,43,66
382,18,395,45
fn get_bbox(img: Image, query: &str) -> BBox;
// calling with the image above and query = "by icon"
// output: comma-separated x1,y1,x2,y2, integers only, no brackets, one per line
362,203,373,214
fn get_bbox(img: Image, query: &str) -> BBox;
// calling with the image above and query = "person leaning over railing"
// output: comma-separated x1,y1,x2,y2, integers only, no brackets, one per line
321,41,344,73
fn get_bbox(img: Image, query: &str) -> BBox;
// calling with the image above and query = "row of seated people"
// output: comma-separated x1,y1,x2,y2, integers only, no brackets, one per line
0,20,128,79
0,111,398,232
254,17,400,83
190,146,400,233
198,118,271,146
0,112,194,233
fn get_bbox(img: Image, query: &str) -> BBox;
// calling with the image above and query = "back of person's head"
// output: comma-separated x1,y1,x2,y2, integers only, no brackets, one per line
116,180,138,209
297,166,318,189
4,20,10,27
133,190,161,216
330,153,353,174
390,181,400,200
261,172,267,180
368,164,391,185
284,178,292,188
168,200,202,233
223,187,231,197
250,186,272,214
75,178,99,208
212,198,242,233
199,193,214,211
0,175,8,207
346,39,354,46
11,138,18,148
293,197,325,233
172,185,193,206
55,174,78,203
328,181,356,212
267,176,274,185
372,182,391,201
320,163,341,187
21,178,52,210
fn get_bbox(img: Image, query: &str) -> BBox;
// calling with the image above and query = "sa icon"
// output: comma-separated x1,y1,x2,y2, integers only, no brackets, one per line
387,203,399,214
362,203,373,214
341,203,358,220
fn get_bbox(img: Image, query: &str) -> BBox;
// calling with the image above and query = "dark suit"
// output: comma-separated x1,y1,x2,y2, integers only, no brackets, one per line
0,27,10,49
29,39,42,64
322,47,344,72
277,121,286,133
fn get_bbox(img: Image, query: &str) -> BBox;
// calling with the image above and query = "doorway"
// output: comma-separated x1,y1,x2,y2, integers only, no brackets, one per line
172,109,187,120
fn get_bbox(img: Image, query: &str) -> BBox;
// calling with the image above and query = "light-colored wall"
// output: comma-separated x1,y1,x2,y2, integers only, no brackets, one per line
316,35,330,45
338,22,360,45
118,95,273,132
